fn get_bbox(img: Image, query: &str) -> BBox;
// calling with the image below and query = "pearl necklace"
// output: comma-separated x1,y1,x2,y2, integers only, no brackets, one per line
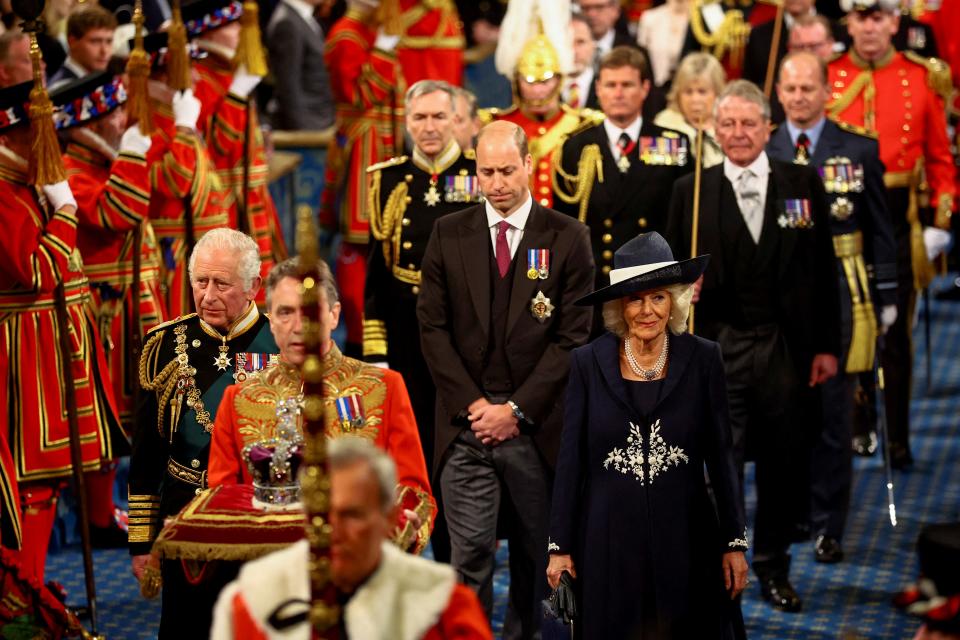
624,333,669,380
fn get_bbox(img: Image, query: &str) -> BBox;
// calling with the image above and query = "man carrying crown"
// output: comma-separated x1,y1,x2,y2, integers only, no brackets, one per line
481,0,603,210
208,257,435,554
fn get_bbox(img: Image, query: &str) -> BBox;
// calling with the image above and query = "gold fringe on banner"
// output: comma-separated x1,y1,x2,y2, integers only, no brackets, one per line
167,0,192,91
125,0,154,135
234,0,267,77
26,33,64,186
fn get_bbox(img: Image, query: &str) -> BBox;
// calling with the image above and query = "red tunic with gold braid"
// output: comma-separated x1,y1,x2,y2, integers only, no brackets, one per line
147,99,231,318
484,104,601,209
207,345,435,554
194,51,287,280
63,139,166,428
0,150,122,483
828,49,956,228
395,0,465,86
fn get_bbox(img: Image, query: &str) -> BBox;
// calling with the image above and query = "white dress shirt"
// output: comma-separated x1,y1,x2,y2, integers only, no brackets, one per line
564,67,594,106
723,152,771,242
596,29,616,57
602,116,643,158
485,194,533,260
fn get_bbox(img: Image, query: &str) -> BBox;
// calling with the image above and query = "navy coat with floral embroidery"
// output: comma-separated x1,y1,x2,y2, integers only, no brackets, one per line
548,331,747,639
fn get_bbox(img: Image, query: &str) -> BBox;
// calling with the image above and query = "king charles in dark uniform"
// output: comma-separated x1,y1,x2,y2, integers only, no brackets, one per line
128,228,277,637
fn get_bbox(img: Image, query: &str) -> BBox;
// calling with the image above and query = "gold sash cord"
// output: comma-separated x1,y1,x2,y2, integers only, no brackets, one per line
884,159,934,290
833,231,877,373
552,143,604,224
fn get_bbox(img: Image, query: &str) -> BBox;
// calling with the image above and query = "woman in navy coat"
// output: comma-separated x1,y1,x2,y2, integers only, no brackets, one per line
547,233,749,638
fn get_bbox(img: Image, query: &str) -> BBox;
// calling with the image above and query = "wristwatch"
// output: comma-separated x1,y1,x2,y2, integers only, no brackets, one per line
506,400,528,423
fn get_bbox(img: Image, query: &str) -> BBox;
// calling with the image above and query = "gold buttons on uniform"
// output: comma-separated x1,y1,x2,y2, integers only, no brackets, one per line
402,241,412,250
195,488,202,496
903,124,911,132
903,91,911,98
838,69,847,77
900,137,909,144
602,233,613,244
905,101,912,109
539,161,549,170
602,265,611,274
602,250,613,260
405,196,412,203
540,198,549,206
603,218,613,228
402,218,411,226
832,92,841,100
405,174,413,182
538,126,547,135
833,81,844,88
638,218,647,228
408,263,416,269
905,113,912,120
539,174,549,182
191,459,200,469
901,79,909,87
412,286,420,294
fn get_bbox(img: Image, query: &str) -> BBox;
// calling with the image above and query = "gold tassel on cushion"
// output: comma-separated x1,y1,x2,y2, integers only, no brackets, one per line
25,32,64,186
234,0,267,77
167,0,192,91
125,0,154,135
833,232,877,373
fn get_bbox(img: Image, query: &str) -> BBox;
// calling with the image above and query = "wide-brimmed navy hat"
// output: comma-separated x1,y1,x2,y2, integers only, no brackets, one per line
50,71,126,131
0,80,33,133
576,232,709,306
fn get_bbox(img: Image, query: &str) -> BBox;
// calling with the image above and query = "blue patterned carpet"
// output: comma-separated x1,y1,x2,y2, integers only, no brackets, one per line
47,277,960,639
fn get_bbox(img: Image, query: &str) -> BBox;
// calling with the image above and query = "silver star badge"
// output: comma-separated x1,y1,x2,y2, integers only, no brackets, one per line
530,291,554,323
424,185,441,206
777,214,788,228
213,353,232,371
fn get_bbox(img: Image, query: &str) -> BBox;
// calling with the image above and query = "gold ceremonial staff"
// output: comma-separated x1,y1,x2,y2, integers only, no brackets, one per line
688,124,705,335
762,0,785,99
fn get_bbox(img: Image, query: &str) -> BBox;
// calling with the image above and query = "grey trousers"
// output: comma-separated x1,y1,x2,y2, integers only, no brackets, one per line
440,428,550,640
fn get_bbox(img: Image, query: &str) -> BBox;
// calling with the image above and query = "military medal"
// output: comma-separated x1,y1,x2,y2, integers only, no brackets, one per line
234,352,279,382
779,199,813,229
616,136,637,173
214,338,231,371
335,393,366,432
527,249,550,280
830,196,854,221
530,290,554,323
424,174,441,206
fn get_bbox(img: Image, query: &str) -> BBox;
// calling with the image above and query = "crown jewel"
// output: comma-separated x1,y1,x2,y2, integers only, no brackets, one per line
243,395,304,507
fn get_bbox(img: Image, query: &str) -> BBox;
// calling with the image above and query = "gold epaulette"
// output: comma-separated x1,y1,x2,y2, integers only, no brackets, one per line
834,119,878,139
144,312,197,336
366,155,409,174
903,52,953,101
463,148,476,160
565,110,605,140
478,104,517,124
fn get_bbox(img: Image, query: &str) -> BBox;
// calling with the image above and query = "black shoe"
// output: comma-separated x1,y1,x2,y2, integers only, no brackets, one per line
89,522,128,548
758,574,803,612
889,443,914,470
852,431,878,456
814,535,844,563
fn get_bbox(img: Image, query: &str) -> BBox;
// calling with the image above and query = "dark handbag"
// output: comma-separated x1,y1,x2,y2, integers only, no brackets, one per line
542,570,577,626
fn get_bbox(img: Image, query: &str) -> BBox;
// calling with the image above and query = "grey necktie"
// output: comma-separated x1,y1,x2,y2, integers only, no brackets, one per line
736,169,763,243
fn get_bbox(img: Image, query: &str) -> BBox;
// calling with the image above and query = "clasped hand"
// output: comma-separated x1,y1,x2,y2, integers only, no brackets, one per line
468,398,519,446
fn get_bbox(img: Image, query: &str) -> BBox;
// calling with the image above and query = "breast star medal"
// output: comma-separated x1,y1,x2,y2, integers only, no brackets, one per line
214,339,231,371
530,291,554,323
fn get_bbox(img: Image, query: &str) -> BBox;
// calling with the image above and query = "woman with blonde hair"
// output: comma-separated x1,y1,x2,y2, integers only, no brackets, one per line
654,52,726,167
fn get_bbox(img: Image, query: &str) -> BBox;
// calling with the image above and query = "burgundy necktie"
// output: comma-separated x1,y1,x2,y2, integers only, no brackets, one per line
496,220,511,278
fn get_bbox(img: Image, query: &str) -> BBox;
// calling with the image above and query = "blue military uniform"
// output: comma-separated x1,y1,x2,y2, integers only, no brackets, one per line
767,117,896,551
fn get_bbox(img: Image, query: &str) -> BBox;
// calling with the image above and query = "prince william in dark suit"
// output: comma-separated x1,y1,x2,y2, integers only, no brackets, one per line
417,121,595,638
666,80,840,613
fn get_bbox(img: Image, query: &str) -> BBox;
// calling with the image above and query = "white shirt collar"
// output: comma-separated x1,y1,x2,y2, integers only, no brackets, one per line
199,301,261,340
723,151,771,184
283,0,321,32
63,56,89,79
603,115,643,149
485,193,533,232
597,29,616,54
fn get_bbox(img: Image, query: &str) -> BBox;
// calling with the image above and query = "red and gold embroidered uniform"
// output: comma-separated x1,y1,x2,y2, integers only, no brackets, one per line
828,48,956,284
64,139,164,426
194,49,287,283
395,0,465,86
147,97,231,318
208,346,435,553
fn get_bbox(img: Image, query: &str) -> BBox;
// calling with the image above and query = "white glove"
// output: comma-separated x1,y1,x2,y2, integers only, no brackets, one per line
119,125,152,155
42,181,77,212
374,29,400,52
880,304,897,333
173,89,202,130
923,226,951,262
228,64,262,99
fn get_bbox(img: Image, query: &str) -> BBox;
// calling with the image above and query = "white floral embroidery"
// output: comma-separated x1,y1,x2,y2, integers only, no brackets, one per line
603,419,688,485
728,528,749,550
547,539,560,553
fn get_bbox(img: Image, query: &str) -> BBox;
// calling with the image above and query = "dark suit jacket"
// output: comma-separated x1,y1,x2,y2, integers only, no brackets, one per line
266,0,334,130
555,120,691,283
665,158,841,366
416,201,595,471
767,119,897,307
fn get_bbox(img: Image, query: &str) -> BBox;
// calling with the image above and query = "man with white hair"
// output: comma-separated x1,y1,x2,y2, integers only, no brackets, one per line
128,228,279,638
211,437,491,639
